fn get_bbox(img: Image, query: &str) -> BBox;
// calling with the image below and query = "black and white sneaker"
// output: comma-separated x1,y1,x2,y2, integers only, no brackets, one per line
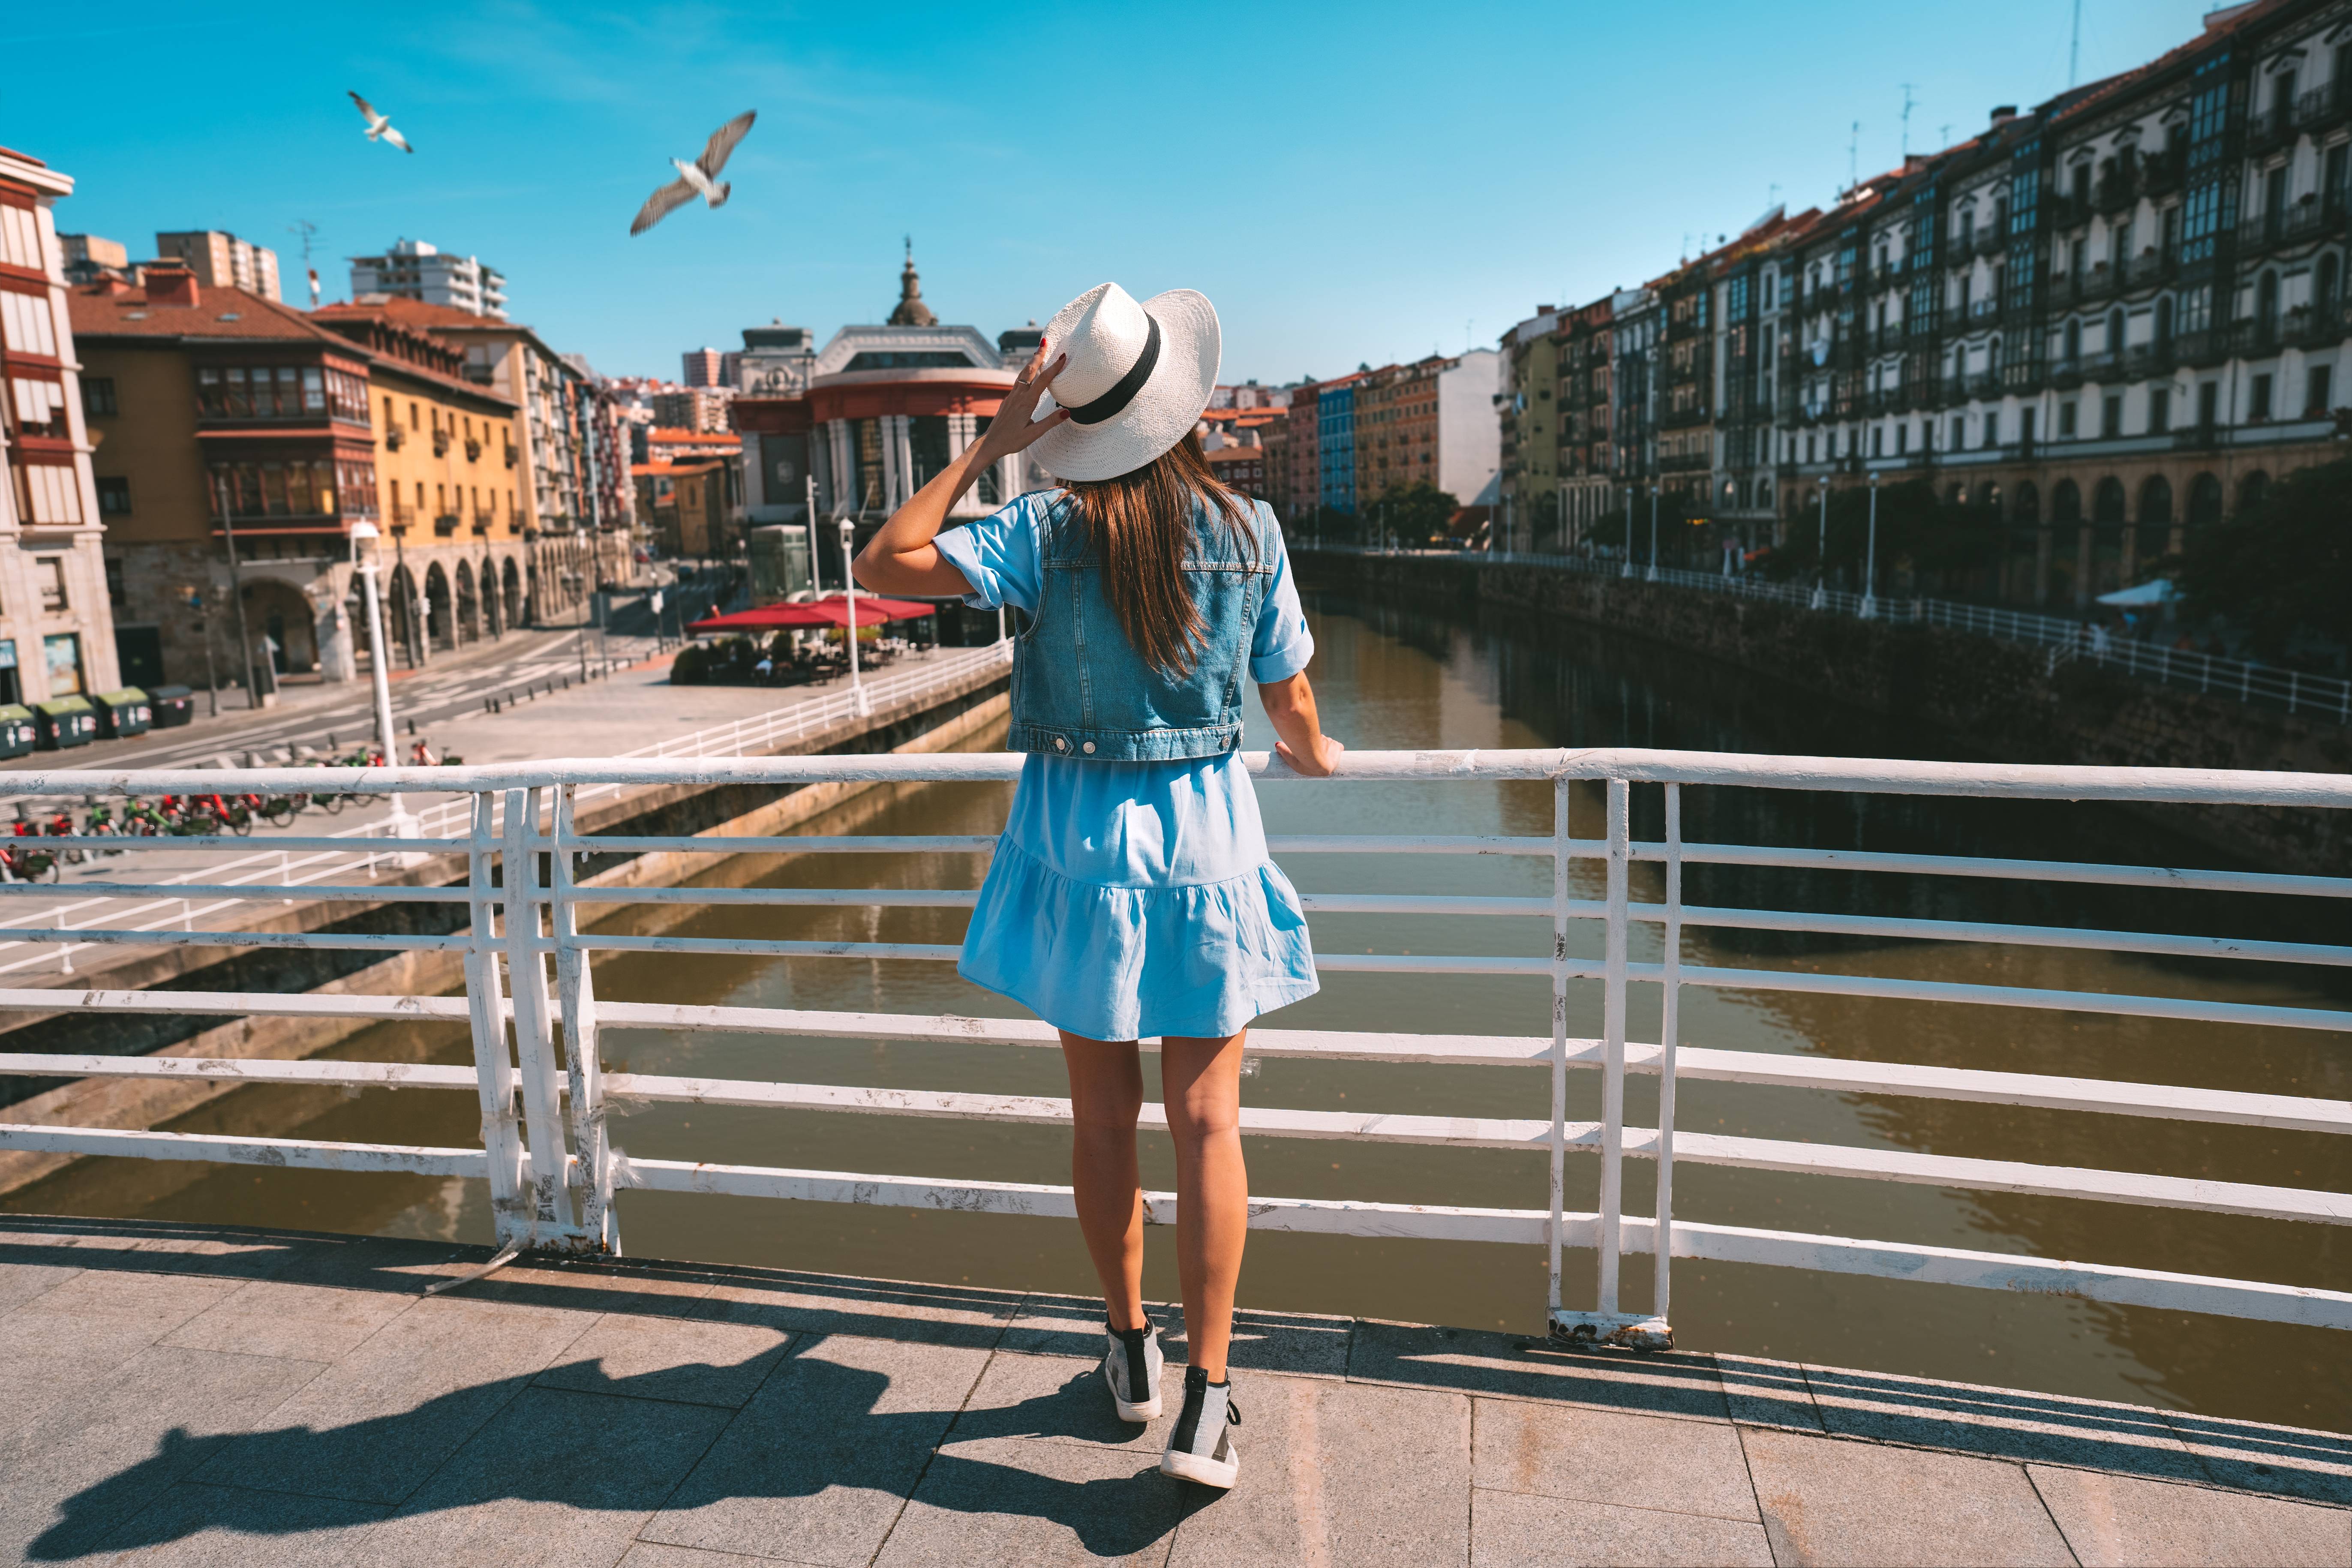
1102,1317,1164,1422
1159,1365,1241,1488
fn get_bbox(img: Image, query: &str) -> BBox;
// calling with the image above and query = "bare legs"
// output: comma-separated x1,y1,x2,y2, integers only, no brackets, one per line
1059,1029,1249,1381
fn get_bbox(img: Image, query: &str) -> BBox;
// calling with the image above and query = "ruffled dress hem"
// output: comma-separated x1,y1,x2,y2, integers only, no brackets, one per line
957,837,1319,1042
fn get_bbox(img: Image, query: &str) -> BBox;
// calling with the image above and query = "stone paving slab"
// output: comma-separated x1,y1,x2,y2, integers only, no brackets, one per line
0,1217,2343,1567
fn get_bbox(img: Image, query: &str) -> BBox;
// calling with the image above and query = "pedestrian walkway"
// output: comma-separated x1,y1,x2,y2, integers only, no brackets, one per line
0,1217,2343,1565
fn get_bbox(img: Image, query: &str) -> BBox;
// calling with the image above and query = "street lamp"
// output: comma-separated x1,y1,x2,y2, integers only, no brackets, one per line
349,520,415,852
838,514,867,715
1622,484,1634,578
1862,472,1880,619
1814,484,1829,609
1647,486,1660,583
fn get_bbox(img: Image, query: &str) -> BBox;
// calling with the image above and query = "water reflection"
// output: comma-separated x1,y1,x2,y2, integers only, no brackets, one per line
9,595,2346,1430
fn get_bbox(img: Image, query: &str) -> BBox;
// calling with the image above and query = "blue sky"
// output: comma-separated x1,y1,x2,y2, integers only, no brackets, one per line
16,1,2218,384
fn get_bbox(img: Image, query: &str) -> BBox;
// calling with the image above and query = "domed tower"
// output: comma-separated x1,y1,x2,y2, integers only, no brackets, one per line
886,237,937,328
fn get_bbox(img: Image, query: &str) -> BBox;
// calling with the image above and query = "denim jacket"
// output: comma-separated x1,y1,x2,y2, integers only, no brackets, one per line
1006,493,1272,762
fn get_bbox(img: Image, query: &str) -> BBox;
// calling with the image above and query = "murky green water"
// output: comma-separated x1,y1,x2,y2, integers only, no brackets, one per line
12,595,2348,1431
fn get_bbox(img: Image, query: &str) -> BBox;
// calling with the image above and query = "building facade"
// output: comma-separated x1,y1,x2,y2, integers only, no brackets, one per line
348,240,508,318
1317,377,1361,516
74,270,537,689
0,147,119,705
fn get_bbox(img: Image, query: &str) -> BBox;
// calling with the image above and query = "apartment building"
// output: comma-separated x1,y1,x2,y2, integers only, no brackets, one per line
154,230,280,302
0,146,119,705
1498,306,1562,551
348,239,508,318
1317,375,1364,516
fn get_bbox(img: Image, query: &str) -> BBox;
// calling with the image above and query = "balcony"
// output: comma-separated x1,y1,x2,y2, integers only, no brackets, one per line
2067,264,2116,305
2091,173,2139,216
1873,324,1905,353
2124,250,2175,288
1941,375,1968,404
434,512,460,536
387,499,415,534
2245,103,2295,155
384,424,405,452
2124,342,2177,379
2296,79,2351,133
2230,318,2282,357
2281,305,2337,348
2002,362,2045,394
2141,147,2187,196
2080,349,2119,380
1973,226,2007,258
1967,297,1999,323
2048,192,2091,229
431,427,451,457
465,437,482,462
2052,358,2085,389
2174,328,2227,369
1967,370,2000,399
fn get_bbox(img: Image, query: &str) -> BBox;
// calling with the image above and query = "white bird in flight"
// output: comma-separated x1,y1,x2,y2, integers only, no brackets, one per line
347,91,413,154
631,111,757,236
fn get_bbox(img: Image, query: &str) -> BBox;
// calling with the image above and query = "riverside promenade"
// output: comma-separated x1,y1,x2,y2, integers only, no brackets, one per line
1,1217,2345,1567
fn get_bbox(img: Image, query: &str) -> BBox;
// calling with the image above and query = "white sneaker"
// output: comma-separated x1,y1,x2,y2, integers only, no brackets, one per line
1159,1365,1241,1488
1102,1317,1163,1422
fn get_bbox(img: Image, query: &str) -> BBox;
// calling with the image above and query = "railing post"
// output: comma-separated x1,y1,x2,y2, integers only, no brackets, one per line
500,786,581,1247
1599,779,1629,1313
1545,774,1569,1326
1652,782,1682,1344
550,785,618,1253
462,790,529,1247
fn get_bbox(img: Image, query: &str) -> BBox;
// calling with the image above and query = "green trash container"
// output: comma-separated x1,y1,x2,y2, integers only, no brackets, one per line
33,696,96,750
0,705,33,760
93,688,152,740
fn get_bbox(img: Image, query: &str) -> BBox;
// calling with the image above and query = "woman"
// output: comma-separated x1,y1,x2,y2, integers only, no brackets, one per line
856,282,1341,1490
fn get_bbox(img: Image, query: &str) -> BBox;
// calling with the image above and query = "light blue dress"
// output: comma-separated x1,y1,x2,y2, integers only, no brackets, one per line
936,491,1320,1041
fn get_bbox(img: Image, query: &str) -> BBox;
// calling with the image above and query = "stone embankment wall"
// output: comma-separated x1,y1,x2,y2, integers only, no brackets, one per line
0,664,1010,1195
1298,551,2352,875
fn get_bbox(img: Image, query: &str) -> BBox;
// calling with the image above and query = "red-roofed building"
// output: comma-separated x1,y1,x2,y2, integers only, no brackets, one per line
0,145,121,703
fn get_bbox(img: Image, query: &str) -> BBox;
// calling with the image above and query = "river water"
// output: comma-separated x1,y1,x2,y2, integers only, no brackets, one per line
11,592,2348,1431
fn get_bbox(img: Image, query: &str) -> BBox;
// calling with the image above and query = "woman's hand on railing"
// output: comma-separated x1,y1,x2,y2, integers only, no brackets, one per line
1275,735,1345,778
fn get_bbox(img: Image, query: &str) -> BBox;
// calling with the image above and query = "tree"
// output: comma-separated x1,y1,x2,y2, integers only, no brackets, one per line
2177,457,2352,662
1370,481,1461,546
1762,478,1995,591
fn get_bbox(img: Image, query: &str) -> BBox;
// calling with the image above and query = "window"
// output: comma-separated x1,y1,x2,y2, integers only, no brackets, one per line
96,476,130,515
2101,395,2122,438
1896,423,1909,454
2197,381,2218,427
10,375,68,437
2251,373,2273,421
1950,415,1964,448
105,558,125,608
1983,411,2000,448
2149,387,2170,433
42,633,83,697
1870,426,1883,456
2059,399,2078,437
81,377,116,417
2309,364,2336,418
0,288,58,356
35,557,66,613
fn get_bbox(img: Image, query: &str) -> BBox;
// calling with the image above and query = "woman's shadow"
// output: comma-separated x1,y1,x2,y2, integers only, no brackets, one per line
34,1335,1214,1562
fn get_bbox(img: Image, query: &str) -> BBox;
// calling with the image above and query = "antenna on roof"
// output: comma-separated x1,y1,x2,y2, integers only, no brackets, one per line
1900,84,1916,157
2067,0,2082,87
288,218,319,309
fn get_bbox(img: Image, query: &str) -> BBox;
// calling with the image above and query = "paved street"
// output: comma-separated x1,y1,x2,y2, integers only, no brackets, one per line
0,1217,2344,1566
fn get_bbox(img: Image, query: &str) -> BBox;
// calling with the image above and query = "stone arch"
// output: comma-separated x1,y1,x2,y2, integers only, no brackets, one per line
502,558,524,630
1978,481,2002,514
2013,481,2041,524
2052,478,2082,523
1946,481,1965,506
2139,474,2173,526
424,562,454,651
2187,472,2223,525
2238,470,2271,514
241,579,317,676
480,558,503,638
2092,477,2127,523
454,559,480,644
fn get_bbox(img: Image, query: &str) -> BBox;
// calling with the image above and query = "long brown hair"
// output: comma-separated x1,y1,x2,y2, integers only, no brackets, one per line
1064,431,1253,677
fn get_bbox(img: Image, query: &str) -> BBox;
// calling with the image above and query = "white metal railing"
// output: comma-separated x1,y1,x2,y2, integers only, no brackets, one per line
1304,542,2352,724
0,641,1011,979
0,748,2345,1349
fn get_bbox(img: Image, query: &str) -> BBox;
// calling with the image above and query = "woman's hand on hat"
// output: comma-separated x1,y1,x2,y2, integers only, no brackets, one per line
978,339,1071,459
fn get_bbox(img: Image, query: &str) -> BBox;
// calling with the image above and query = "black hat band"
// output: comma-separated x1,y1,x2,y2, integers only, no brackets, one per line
1065,313,1162,426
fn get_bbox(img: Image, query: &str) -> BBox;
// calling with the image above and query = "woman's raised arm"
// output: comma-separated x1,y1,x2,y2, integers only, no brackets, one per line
853,339,1069,597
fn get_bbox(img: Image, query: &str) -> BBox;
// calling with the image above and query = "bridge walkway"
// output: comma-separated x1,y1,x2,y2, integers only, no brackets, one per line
0,1218,2345,1566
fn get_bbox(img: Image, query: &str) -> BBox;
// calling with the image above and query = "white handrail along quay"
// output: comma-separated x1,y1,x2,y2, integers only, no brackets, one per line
0,746,2343,1354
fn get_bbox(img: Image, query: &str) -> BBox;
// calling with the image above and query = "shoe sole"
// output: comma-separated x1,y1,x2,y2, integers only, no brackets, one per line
1104,1361,1161,1422
1159,1444,1239,1489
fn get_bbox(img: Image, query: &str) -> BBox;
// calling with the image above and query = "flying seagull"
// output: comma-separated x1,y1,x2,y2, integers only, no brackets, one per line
631,111,757,236
347,91,413,153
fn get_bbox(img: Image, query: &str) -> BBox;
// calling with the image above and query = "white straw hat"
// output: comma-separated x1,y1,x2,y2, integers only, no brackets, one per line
1027,282,1220,482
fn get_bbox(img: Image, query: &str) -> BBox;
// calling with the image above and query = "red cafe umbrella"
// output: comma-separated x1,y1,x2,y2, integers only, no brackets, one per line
687,595,938,636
